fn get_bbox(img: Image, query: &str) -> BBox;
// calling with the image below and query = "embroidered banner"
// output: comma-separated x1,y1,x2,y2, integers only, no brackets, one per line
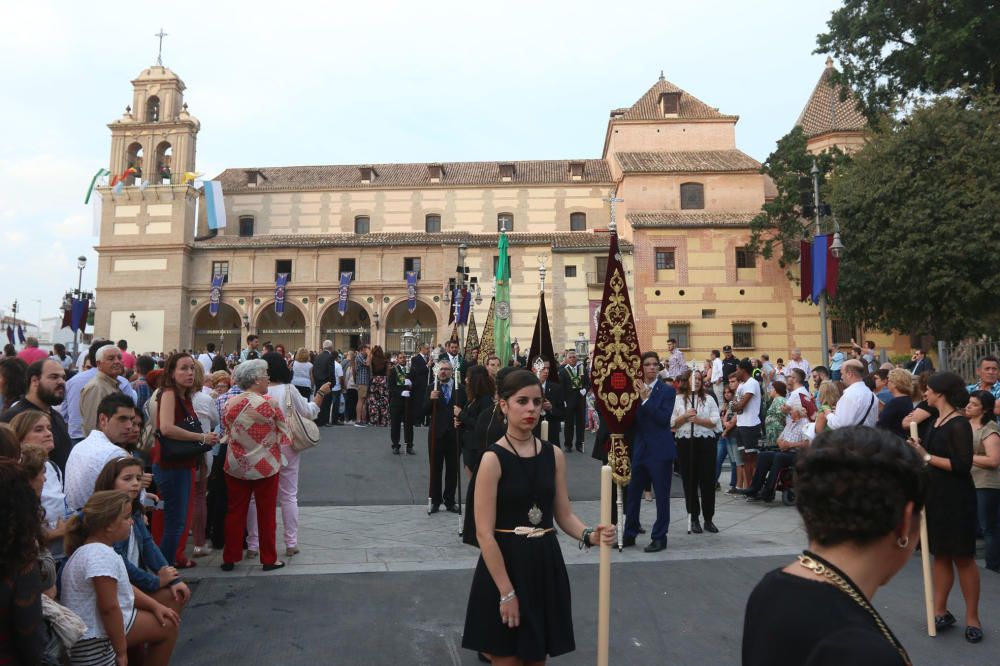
338,272,352,316
406,270,418,313
209,274,225,317
274,273,289,317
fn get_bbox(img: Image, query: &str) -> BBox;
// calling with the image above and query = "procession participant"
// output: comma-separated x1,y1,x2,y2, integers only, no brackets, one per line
534,360,565,450
484,354,501,378
440,338,466,382
672,370,721,534
461,369,615,663
558,350,588,453
1,359,71,471
457,364,495,475
743,427,925,666
389,351,414,454
425,360,463,513
409,343,432,427
623,352,676,553
906,372,983,642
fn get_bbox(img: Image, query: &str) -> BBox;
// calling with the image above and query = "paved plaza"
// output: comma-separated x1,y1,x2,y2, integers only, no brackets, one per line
172,425,1000,664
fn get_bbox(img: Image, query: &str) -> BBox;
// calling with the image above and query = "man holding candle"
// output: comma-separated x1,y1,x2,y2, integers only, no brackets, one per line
425,360,464,513
533,359,565,448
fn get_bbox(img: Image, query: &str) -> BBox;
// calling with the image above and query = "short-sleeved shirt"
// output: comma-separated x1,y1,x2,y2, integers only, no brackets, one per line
61,543,135,640
355,353,371,386
736,378,761,427
64,431,128,510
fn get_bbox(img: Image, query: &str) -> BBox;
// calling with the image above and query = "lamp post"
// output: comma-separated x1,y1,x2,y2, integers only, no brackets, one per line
811,160,830,364
73,255,87,364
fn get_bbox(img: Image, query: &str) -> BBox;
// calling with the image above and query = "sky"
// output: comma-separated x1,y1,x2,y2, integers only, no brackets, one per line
0,0,843,328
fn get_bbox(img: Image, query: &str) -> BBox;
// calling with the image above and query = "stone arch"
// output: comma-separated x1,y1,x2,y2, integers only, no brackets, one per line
255,299,307,352
146,95,160,122
318,299,372,353
126,142,144,184
154,140,173,184
384,297,439,354
191,302,242,356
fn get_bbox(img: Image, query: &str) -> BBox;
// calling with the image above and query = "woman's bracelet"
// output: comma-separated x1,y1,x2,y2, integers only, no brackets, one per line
579,527,593,550
499,590,516,605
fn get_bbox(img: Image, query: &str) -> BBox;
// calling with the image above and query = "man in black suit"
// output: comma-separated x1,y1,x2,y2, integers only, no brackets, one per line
312,340,335,426
532,360,566,449
559,349,589,452
439,339,466,385
409,343,431,427
906,349,935,375
424,360,464,513
389,352,414,455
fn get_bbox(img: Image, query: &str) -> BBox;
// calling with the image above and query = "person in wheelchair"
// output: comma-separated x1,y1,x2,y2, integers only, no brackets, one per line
744,376,810,502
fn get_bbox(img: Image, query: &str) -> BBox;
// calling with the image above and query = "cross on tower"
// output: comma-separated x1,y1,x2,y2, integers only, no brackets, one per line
605,192,624,232
155,28,168,66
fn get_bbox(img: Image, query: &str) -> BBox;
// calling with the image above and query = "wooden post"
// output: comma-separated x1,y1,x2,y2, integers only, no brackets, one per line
597,465,612,666
920,509,936,637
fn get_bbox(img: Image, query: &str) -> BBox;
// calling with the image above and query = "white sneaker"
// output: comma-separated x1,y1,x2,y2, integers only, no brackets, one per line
354,422,367,427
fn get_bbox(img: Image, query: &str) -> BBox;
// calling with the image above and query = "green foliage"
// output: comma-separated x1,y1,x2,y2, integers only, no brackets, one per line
890,354,911,367
816,0,1000,120
828,94,1000,340
748,127,847,279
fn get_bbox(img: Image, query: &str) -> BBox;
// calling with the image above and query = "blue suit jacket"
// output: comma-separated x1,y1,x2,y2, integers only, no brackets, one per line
631,381,677,464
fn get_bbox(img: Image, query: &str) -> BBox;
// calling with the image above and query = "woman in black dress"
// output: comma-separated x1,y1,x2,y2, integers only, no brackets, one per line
462,369,614,665
906,371,983,642
457,364,496,477
743,427,926,665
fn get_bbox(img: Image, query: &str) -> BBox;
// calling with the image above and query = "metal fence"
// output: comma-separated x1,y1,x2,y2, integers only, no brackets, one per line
940,337,1000,383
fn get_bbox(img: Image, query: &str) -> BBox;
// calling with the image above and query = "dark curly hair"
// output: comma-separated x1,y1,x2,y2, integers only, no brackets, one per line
0,357,27,408
795,426,927,547
0,459,42,578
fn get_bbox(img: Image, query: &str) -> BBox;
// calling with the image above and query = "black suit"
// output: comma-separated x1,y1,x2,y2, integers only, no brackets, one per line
532,380,566,448
438,352,467,387
590,412,632,525
312,350,335,426
424,380,465,508
408,353,431,426
559,363,589,450
906,358,935,375
388,363,413,450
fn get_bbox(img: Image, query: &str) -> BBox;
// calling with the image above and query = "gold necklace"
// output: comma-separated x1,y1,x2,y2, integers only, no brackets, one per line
797,552,911,666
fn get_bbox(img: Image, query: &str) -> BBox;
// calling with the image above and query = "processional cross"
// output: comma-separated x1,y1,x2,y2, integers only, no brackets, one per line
155,28,168,66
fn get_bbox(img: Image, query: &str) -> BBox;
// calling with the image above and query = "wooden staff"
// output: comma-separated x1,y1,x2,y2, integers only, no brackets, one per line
455,365,463,535
597,465,612,666
428,363,441,515
911,420,935,636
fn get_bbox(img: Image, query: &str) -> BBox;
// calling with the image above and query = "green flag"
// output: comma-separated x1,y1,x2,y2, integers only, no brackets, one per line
494,231,511,367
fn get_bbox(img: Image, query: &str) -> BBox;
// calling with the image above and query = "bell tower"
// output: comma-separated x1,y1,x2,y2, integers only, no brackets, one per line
108,65,200,184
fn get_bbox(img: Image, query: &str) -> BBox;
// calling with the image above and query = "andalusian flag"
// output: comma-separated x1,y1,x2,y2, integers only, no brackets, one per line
494,231,511,367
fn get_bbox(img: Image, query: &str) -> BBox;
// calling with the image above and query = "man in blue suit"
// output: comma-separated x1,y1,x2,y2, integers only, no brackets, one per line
624,351,677,552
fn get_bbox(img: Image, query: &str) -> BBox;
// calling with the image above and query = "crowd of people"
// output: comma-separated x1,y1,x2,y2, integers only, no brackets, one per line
2,329,998,663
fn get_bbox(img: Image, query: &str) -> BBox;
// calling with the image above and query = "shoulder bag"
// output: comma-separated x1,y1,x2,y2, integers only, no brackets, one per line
284,385,321,452
157,390,211,463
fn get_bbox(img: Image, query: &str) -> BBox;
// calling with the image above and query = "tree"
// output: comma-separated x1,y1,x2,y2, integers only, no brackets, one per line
748,127,848,278
816,0,1000,120
828,94,1000,340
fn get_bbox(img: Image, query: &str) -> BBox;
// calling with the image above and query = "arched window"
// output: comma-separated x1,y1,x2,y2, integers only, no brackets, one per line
497,213,513,232
146,96,160,123
126,143,144,185
680,182,705,210
154,141,172,184
239,215,255,237
570,212,587,231
425,214,441,233
354,215,370,235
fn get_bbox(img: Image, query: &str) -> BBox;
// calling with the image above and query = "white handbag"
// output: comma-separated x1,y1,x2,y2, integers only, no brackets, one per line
284,386,321,452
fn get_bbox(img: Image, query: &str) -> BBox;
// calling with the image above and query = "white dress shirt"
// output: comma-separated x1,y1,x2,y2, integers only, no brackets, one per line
826,380,878,429
671,393,721,438
710,358,724,384
64,430,129,510
786,358,811,377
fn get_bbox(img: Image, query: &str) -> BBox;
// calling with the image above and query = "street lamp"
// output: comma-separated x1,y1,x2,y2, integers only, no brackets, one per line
72,256,87,364
372,309,380,330
242,313,250,330
575,331,588,357
401,329,415,355
129,312,138,330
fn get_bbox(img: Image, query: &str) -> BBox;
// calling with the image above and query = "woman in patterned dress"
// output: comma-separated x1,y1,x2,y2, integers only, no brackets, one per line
366,346,390,427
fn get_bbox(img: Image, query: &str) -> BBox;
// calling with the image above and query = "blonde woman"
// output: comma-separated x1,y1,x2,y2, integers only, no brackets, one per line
10,411,69,562
291,347,313,399
877,369,914,440
813,381,843,435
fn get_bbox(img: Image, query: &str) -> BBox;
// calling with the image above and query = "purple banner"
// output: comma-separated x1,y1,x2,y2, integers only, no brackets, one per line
459,286,471,325
209,274,225,318
274,273,289,317
406,271,418,313
338,272,352,316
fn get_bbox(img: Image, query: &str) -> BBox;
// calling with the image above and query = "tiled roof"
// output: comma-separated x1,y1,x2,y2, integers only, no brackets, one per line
627,211,758,228
195,231,632,252
615,75,737,121
615,150,761,173
215,159,612,193
796,59,867,137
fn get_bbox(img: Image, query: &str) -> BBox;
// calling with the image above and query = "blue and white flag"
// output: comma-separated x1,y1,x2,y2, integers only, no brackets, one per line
274,273,289,317
205,180,228,230
209,274,225,317
406,271,418,313
338,272,352,316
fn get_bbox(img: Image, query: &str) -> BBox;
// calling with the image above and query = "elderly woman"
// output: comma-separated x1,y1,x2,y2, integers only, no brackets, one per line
968,390,1000,572
906,372,982,642
743,427,927,665
219,359,292,572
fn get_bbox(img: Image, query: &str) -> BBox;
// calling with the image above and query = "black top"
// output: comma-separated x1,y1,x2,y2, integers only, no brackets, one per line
0,561,44,666
1,401,72,472
743,569,907,666
876,395,913,440
924,415,977,557
915,400,938,443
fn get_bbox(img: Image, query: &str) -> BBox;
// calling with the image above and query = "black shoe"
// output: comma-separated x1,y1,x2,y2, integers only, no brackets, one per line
575,445,584,453
220,562,234,572
704,520,719,533
262,561,286,572
637,526,647,534
690,518,703,534
429,505,441,514
406,446,415,455
965,625,984,643
564,447,573,452
644,539,667,553
446,505,461,514
622,535,636,548
935,611,957,630
392,446,401,455
745,494,763,503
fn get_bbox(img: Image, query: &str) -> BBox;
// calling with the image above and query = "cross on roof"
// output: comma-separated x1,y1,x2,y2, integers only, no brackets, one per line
155,28,168,65
605,193,624,232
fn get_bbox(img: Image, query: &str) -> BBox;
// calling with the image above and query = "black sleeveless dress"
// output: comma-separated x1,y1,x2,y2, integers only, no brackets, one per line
461,442,575,660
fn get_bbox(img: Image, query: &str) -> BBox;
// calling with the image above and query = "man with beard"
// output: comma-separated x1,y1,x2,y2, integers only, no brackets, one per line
1,359,72,470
